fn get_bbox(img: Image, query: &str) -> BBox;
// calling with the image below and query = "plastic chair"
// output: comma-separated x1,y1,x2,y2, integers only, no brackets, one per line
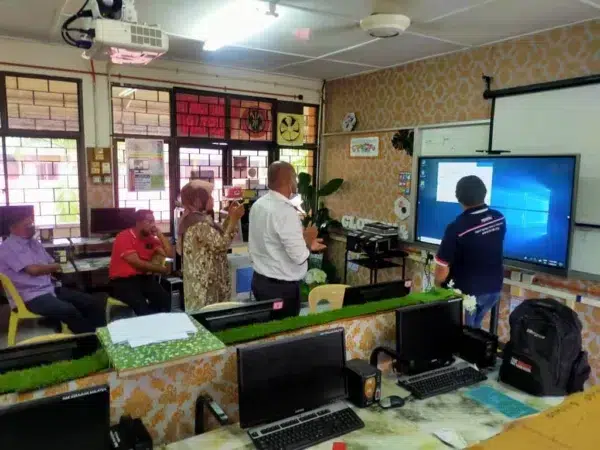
308,284,350,314
105,296,129,323
17,333,72,346
0,273,69,347
199,301,244,312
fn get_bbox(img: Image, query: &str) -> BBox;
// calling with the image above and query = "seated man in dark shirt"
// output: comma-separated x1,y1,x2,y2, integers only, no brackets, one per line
109,209,173,316
434,175,506,328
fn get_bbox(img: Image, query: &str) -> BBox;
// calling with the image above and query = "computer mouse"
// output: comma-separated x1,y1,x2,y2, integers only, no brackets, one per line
380,395,405,409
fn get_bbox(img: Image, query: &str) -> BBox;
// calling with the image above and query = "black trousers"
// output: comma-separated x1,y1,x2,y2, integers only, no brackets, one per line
110,275,171,316
251,272,301,317
27,287,106,334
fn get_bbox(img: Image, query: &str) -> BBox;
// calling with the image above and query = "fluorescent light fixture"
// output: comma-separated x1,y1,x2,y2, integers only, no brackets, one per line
118,87,137,97
198,0,278,52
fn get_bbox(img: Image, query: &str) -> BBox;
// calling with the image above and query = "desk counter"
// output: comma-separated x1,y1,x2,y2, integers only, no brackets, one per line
166,372,562,450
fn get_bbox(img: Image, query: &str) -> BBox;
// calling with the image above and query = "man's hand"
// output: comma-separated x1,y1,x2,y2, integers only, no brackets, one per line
303,225,318,247
309,238,327,253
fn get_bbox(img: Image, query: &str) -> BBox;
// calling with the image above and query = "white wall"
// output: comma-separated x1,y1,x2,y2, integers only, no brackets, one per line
0,36,323,148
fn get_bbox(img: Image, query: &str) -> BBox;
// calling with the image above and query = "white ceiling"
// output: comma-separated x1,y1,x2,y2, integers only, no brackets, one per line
0,0,598,80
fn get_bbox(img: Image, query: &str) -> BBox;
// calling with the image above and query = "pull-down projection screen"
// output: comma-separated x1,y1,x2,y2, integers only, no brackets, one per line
492,82,600,274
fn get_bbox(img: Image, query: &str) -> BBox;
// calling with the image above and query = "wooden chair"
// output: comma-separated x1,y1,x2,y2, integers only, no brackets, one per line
199,301,244,312
17,333,72,346
0,273,69,347
308,284,350,314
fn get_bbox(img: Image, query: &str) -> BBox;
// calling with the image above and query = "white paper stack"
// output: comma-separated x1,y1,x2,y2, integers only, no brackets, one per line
107,313,197,348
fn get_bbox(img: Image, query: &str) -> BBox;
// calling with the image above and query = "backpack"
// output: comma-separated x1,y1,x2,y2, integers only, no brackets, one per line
499,298,590,396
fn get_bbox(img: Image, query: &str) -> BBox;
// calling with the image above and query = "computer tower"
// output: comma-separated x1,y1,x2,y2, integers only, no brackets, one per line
345,359,381,408
160,276,183,312
459,327,498,369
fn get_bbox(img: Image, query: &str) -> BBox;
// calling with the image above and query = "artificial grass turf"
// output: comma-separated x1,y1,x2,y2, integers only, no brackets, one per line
0,349,109,395
215,288,458,345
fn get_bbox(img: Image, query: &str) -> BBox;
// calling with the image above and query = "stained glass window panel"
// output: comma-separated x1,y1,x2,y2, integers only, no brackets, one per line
303,106,318,145
175,93,226,138
230,99,273,142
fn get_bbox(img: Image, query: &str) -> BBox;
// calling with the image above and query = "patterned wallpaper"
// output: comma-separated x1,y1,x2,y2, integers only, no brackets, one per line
322,19,600,225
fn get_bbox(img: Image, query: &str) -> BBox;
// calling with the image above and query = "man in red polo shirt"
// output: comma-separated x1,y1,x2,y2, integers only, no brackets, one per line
109,209,173,316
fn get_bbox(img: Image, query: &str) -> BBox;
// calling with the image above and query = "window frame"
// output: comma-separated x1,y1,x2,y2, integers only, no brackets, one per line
111,83,175,234
0,71,87,235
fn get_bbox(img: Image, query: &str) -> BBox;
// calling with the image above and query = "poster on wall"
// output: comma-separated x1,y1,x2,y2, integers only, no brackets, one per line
277,113,304,146
126,139,165,192
350,137,379,158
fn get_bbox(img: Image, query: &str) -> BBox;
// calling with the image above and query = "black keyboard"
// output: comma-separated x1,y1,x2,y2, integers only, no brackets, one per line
250,407,364,450
399,364,487,399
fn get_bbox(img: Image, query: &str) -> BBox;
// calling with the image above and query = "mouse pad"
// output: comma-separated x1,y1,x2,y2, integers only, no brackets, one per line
465,386,538,419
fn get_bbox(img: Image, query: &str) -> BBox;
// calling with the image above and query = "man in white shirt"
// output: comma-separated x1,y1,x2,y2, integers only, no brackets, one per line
249,161,326,316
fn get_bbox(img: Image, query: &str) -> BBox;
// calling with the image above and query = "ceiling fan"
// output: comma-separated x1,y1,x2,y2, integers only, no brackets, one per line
269,0,421,42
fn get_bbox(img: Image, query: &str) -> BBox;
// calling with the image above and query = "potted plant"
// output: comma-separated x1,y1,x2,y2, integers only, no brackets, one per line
297,173,343,234
297,173,343,282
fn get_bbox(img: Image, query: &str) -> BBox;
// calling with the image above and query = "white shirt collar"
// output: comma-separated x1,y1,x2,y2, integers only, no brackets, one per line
268,190,294,206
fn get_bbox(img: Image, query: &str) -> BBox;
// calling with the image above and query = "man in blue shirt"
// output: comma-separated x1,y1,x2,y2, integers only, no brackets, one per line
0,210,104,333
434,175,506,328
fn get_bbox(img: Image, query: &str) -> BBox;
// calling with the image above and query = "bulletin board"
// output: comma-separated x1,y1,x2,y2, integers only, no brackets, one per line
86,147,113,185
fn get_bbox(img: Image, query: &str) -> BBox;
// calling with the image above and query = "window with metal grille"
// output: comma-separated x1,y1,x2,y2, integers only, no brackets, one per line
115,140,171,233
179,147,223,219
5,137,81,238
5,76,80,132
279,148,315,178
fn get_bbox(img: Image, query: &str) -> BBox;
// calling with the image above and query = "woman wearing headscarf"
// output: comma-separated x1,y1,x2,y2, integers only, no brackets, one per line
177,180,245,312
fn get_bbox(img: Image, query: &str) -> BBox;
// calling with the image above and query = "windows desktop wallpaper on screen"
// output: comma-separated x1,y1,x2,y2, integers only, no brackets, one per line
416,156,577,268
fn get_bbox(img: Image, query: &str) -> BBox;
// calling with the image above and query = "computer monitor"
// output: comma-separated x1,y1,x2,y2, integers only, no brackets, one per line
192,299,289,333
237,328,347,429
0,385,110,450
0,205,35,237
415,155,578,271
343,280,411,307
0,333,99,375
90,207,136,235
395,298,463,374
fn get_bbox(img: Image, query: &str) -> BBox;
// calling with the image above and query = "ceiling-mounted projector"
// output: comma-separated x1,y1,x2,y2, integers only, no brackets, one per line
83,19,169,65
359,14,411,38
62,0,169,65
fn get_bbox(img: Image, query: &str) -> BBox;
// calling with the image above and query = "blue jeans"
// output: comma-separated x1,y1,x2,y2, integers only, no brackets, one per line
465,292,501,329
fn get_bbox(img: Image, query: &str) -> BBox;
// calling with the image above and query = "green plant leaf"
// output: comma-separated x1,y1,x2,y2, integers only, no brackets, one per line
297,172,312,191
318,178,343,197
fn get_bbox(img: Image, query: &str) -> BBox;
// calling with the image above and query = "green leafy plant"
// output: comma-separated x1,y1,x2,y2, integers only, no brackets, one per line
297,172,343,230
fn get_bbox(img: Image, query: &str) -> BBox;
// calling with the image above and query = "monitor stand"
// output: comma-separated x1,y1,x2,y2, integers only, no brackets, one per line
399,356,455,376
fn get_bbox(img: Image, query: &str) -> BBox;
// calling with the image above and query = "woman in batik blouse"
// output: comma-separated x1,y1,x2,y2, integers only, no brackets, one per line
178,180,245,312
